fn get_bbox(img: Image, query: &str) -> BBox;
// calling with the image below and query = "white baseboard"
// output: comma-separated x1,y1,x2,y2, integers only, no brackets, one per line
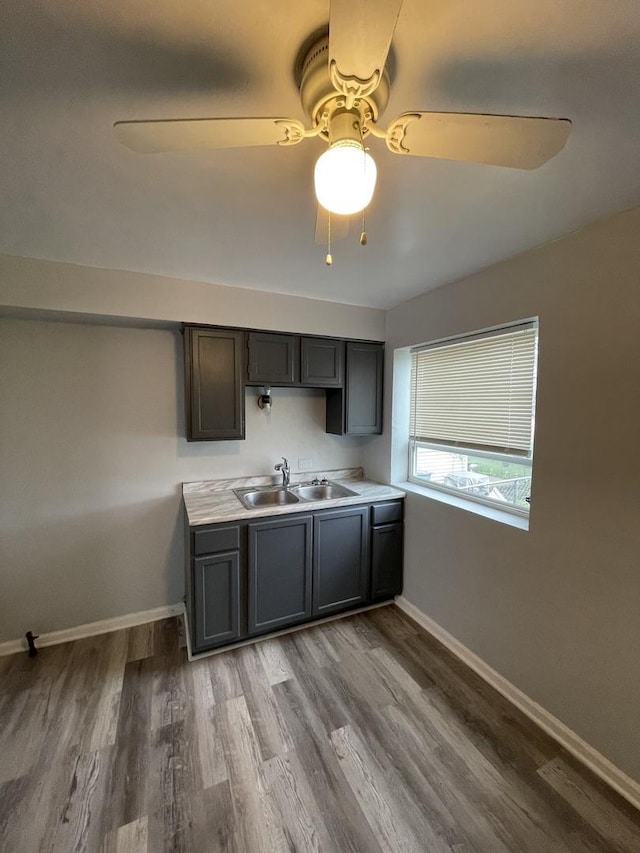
394,595,640,812
0,602,186,657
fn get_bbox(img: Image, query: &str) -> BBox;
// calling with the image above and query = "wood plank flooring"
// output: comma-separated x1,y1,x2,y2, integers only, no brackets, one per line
1,606,638,852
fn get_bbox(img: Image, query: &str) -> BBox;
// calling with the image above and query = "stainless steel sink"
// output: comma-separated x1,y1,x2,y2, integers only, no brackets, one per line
234,487,300,509
234,480,358,510
290,482,358,501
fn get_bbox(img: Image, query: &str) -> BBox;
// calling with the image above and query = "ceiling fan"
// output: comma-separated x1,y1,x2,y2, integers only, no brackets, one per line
114,0,571,251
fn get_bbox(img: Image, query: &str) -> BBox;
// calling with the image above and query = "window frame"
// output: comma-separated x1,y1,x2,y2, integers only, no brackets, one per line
407,319,538,518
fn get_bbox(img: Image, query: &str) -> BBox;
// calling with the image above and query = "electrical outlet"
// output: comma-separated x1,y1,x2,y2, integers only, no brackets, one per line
298,457,314,471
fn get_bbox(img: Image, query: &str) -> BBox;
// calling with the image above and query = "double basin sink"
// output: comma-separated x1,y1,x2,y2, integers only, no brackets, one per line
234,480,358,510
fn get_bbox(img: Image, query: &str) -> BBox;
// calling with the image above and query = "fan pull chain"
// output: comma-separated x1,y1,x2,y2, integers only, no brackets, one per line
360,210,368,246
355,120,368,247
325,211,333,266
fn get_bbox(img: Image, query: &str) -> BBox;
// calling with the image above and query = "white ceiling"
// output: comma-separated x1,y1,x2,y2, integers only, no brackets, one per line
2,0,640,309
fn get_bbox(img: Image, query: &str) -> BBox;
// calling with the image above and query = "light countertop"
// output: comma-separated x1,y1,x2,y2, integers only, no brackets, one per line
183,468,405,527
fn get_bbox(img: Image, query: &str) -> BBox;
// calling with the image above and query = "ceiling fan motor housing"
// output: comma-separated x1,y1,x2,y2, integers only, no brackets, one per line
299,35,390,139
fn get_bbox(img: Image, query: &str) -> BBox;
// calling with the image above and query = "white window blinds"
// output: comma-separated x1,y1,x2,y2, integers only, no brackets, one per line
410,323,537,457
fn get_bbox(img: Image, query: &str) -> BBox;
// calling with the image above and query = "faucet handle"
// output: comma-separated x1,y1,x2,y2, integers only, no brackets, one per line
274,456,288,471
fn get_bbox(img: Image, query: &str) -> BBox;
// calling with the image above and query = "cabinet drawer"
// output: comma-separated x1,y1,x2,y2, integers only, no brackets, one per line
193,525,240,556
371,501,404,526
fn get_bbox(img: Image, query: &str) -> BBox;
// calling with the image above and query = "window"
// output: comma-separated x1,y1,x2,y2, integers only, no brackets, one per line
409,321,538,515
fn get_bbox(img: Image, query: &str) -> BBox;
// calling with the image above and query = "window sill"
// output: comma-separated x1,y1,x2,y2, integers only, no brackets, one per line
393,480,530,531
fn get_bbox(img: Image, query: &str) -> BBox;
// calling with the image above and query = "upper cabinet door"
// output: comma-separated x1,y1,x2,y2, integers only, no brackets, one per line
184,327,245,441
326,341,384,435
301,337,344,387
345,341,384,435
247,332,299,385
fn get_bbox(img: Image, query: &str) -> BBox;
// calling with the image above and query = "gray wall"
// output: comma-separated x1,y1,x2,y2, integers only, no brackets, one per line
364,206,640,782
0,319,368,642
0,253,385,341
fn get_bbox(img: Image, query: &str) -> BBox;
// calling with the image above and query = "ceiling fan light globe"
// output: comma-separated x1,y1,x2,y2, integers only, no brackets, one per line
314,142,377,216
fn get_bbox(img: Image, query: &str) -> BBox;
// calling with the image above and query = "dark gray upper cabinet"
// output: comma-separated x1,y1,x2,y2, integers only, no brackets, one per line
184,327,245,441
301,337,344,387
183,325,383,439
326,341,384,435
247,332,299,386
192,551,241,651
312,506,369,617
248,515,313,634
346,342,384,434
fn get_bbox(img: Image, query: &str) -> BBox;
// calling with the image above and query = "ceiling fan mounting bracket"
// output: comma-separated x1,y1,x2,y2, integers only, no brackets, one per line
298,33,390,133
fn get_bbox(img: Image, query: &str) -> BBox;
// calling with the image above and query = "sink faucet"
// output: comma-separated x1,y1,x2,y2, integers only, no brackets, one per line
274,456,290,488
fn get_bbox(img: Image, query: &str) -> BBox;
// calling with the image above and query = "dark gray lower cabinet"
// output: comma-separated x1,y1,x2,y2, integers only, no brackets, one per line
371,523,404,600
313,507,369,616
193,551,241,650
187,499,403,654
248,515,313,634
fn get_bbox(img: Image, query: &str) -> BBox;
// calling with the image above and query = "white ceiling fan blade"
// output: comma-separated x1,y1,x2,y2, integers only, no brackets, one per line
114,117,306,153
329,0,403,86
385,112,572,170
315,206,350,245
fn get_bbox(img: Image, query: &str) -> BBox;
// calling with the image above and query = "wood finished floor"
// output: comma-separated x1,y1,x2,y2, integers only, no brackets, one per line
1,607,639,853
